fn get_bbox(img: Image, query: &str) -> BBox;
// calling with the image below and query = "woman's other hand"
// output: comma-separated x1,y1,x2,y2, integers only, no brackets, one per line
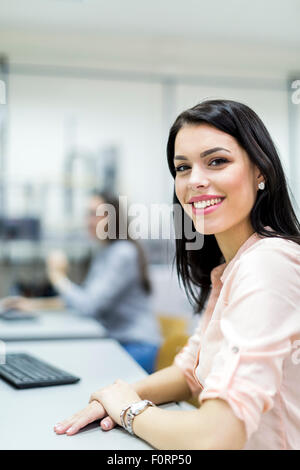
46,250,69,284
0,296,37,312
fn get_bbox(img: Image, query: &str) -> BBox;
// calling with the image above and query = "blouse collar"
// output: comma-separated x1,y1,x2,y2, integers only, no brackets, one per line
219,232,260,284
216,226,273,285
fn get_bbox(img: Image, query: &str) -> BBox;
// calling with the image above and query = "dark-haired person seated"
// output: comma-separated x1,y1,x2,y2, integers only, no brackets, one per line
54,100,300,450
3,192,162,374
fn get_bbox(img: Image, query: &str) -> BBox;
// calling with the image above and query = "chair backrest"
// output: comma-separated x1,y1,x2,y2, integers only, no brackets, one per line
155,331,189,371
157,314,187,340
155,314,199,408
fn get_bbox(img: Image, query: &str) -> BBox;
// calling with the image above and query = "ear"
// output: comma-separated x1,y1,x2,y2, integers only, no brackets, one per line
254,165,264,184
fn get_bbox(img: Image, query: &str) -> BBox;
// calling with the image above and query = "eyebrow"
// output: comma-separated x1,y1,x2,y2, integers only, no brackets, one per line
174,146,231,161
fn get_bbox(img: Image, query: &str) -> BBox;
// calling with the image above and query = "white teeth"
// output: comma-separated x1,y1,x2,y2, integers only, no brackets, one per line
193,198,222,209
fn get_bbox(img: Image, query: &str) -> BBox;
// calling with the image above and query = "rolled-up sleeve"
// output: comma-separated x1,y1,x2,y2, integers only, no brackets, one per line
173,316,204,395
199,244,300,440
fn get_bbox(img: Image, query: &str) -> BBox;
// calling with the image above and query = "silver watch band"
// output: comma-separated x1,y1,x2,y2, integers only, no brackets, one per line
120,400,155,435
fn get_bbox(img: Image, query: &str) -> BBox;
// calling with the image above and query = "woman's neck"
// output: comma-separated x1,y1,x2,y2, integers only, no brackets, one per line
214,221,255,264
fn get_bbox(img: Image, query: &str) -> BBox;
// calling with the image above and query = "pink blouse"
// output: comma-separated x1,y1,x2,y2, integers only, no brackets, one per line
174,230,300,450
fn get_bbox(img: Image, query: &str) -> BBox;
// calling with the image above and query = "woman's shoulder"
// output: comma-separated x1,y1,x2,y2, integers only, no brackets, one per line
244,235,300,260
238,235,300,282
223,236,300,340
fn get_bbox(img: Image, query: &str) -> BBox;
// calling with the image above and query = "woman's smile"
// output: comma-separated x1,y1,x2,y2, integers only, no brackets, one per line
191,197,225,215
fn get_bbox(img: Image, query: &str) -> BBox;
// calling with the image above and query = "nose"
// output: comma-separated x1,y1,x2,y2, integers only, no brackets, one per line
187,165,209,190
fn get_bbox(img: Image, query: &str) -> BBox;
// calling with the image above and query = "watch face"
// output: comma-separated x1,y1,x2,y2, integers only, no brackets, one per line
131,401,146,414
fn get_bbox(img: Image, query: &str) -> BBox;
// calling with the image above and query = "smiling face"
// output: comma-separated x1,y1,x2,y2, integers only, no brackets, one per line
174,123,263,238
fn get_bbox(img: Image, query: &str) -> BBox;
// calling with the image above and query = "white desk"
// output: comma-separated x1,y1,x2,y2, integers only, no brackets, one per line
0,310,106,342
0,339,181,450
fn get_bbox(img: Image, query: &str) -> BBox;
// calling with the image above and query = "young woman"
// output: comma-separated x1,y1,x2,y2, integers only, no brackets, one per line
54,99,300,450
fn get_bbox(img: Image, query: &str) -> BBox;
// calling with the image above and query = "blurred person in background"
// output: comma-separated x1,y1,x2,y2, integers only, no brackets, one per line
2,191,162,374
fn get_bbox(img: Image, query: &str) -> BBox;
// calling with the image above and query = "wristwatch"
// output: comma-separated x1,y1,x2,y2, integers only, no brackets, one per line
120,400,155,435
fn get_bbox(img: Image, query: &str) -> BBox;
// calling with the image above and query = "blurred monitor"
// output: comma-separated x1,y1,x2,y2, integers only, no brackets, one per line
0,217,41,241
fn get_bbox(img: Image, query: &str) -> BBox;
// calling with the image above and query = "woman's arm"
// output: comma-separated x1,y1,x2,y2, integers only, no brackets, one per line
132,396,246,450
133,364,193,404
0,296,65,312
27,296,65,310
54,366,246,449
89,379,246,450
54,364,192,435
49,243,143,318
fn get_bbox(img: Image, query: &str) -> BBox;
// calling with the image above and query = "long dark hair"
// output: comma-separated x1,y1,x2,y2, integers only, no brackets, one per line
167,99,300,313
92,190,152,294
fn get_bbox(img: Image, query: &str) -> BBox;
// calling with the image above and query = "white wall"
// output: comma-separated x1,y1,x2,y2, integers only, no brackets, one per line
1,31,300,231
175,84,291,177
6,73,168,232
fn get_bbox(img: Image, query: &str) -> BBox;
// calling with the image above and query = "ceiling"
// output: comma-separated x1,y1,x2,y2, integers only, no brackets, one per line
0,0,300,46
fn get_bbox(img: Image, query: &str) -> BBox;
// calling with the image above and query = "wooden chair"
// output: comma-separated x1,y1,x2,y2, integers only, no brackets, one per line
155,314,199,408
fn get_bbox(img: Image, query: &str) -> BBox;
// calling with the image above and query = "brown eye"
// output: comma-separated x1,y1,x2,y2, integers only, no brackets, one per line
175,165,190,172
209,158,228,167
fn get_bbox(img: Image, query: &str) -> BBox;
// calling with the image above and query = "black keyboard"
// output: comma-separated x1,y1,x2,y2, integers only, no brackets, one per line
0,353,80,389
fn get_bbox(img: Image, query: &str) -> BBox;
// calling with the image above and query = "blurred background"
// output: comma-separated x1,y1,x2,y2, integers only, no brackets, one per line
0,0,299,320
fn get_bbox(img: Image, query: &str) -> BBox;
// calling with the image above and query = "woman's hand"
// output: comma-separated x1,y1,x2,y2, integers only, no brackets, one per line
53,400,116,436
54,380,142,436
89,379,142,426
46,250,69,285
0,296,37,312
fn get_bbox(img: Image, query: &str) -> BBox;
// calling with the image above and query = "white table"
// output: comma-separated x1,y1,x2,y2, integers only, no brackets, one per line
0,339,181,450
0,310,106,342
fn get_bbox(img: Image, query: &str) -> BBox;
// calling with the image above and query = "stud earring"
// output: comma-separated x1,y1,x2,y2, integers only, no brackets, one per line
258,181,265,190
